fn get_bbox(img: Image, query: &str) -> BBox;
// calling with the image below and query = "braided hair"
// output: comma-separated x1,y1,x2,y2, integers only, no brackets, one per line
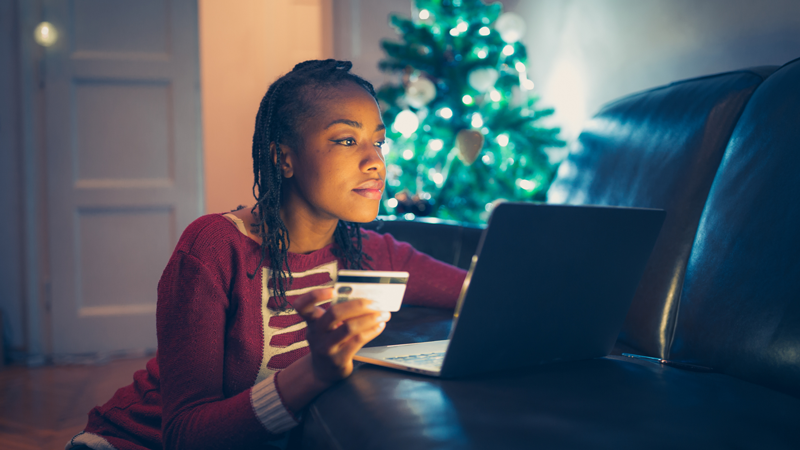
249,59,377,311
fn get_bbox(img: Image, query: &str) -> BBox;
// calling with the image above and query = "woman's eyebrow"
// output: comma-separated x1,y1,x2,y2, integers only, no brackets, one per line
325,119,361,129
325,119,386,132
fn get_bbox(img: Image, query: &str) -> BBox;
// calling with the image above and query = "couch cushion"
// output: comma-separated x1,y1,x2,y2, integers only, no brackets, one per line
547,68,775,358
302,355,800,450
669,58,800,398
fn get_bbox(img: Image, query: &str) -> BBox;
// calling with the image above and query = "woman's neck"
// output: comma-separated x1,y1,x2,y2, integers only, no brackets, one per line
279,205,338,254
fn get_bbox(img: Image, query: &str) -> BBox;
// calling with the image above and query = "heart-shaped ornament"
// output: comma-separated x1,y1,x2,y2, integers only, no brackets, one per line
456,129,484,165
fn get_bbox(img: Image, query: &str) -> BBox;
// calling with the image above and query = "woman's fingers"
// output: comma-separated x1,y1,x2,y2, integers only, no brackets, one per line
326,310,390,352
336,320,388,358
316,298,380,331
294,288,334,321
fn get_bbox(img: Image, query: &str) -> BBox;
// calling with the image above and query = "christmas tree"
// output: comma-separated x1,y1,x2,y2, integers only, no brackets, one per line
377,0,566,224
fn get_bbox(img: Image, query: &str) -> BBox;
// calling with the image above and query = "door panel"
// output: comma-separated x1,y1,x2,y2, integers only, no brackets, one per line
46,0,202,355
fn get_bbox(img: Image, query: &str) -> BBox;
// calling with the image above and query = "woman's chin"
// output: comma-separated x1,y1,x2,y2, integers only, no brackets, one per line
340,206,381,224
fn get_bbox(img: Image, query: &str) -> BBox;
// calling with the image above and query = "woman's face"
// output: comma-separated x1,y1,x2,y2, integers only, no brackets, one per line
281,82,387,224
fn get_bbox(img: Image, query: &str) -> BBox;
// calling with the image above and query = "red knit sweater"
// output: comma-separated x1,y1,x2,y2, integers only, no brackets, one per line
67,214,466,450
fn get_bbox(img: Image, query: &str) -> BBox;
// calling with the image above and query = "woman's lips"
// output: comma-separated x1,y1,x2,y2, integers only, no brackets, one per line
353,179,384,199
353,188,383,200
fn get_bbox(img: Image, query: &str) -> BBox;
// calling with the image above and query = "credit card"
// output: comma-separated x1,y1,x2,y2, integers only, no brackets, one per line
332,270,410,312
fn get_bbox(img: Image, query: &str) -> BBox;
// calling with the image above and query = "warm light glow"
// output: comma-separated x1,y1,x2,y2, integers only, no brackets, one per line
394,110,419,137
439,107,453,119
449,28,459,37
402,149,414,160
456,21,468,32
433,172,444,185
522,79,535,90
478,26,490,36
428,139,444,151
387,198,399,208
418,9,430,20
34,21,58,47
404,213,416,220
477,49,487,59
503,45,515,56
516,179,537,191
381,139,391,155
490,90,501,102
515,61,526,72
471,113,483,128
497,134,509,146
462,94,473,105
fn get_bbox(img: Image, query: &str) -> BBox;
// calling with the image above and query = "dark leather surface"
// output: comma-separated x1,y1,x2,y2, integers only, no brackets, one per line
362,218,484,270
669,58,800,398
303,355,800,450
547,68,775,358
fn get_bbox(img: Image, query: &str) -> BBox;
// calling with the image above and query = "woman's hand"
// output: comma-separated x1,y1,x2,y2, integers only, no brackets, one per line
294,288,391,384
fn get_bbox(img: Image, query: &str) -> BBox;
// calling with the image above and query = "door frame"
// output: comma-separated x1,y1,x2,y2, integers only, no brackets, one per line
15,0,52,365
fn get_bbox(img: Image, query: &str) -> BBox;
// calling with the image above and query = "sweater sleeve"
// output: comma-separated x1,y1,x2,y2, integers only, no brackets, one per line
371,231,467,309
157,250,296,450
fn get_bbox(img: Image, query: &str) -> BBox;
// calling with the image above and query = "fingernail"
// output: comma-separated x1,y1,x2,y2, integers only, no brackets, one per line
378,311,391,322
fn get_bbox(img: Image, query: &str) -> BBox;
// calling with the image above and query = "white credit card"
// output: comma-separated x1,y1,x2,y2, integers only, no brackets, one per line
332,270,410,312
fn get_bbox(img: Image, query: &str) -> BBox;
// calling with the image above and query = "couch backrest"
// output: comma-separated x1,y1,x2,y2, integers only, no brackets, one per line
668,58,800,398
362,218,483,270
547,68,774,358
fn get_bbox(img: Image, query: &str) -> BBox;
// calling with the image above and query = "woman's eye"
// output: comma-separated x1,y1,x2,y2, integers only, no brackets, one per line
334,138,357,146
375,140,386,148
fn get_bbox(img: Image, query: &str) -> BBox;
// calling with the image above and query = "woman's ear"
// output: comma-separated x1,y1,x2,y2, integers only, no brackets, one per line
271,143,294,178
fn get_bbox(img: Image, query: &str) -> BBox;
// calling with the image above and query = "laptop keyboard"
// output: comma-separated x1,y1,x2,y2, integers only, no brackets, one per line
386,352,446,369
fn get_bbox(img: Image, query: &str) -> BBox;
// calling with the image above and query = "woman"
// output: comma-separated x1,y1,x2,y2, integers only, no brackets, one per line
67,59,466,450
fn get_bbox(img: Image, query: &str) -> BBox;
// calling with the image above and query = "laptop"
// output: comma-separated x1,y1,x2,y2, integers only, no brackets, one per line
354,202,665,378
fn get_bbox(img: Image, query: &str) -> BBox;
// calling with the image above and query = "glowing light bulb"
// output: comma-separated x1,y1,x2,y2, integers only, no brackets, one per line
516,179,537,191
490,90,502,102
503,45,515,56
402,149,414,160
477,49,487,59
515,61,526,72
419,9,430,20
478,26,490,36
497,134,509,146
462,94,473,105
457,21,468,32
34,21,58,47
387,198,399,208
394,110,419,137
522,79,535,90
439,107,453,119
428,139,444,151
471,113,483,128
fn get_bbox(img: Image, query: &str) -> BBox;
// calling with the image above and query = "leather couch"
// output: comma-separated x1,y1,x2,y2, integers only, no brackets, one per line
297,57,800,449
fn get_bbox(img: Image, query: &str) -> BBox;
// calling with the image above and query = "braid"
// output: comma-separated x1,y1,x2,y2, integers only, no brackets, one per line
331,222,374,270
249,59,378,311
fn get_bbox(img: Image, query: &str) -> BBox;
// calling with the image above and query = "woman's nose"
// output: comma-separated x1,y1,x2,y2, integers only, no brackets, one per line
362,143,386,172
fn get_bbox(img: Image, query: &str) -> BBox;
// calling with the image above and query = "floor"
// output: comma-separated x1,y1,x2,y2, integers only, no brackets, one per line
0,356,152,450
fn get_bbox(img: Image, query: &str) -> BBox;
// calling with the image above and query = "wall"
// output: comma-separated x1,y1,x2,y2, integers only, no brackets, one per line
0,0,24,358
199,0,332,214
333,0,800,140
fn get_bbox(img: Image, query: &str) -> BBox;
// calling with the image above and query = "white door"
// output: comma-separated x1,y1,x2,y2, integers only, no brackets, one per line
44,0,203,355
